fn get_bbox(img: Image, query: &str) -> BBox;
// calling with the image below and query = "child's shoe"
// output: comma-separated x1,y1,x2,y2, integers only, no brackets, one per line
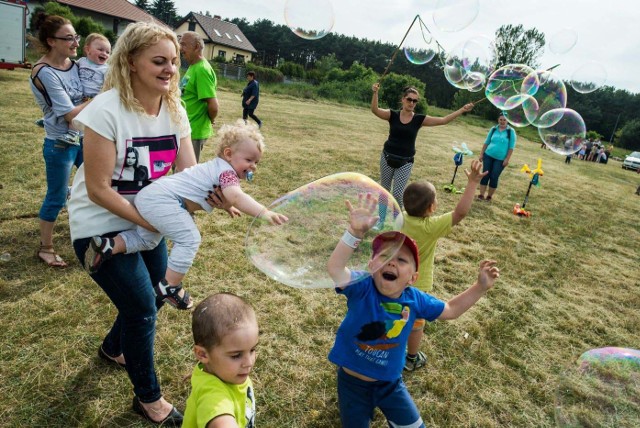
57,129,81,146
84,236,114,274
404,351,427,371
154,279,193,310
35,118,45,128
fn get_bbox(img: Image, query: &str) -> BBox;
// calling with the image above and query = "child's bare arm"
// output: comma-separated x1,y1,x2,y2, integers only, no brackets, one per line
222,186,287,225
437,260,499,320
452,159,488,225
327,194,379,286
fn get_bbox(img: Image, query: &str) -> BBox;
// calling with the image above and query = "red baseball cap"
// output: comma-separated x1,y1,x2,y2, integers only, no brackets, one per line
371,231,419,270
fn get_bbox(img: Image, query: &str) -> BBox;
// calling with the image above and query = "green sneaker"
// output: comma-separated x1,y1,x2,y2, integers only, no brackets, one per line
404,351,427,371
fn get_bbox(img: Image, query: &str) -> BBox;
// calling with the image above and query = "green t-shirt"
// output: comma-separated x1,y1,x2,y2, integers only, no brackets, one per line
180,59,217,140
182,362,255,428
401,211,453,292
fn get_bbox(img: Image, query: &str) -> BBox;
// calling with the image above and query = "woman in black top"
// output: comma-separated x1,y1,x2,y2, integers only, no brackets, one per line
370,83,474,221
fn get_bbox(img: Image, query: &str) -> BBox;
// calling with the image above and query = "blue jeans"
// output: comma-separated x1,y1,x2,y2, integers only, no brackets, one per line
73,234,168,403
337,368,424,428
40,138,83,222
480,153,505,189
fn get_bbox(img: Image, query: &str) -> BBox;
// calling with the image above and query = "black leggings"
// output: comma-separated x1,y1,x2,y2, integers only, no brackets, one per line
243,107,261,125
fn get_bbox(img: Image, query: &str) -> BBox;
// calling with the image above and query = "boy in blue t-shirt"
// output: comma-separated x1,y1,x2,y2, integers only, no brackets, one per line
327,194,500,428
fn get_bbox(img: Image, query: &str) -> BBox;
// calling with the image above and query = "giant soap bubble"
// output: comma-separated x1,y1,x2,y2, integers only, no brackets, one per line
403,19,437,65
284,0,335,40
485,64,536,110
548,28,578,55
555,347,640,427
443,36,494,91
537,108,585,156
433,0,479,33
570,61,607,94
522,70,567,128
246,173,404,289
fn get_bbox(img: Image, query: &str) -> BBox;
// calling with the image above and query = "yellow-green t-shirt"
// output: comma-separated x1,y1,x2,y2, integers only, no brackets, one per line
180,59,217,140
401,211,453,292
182,362,255,428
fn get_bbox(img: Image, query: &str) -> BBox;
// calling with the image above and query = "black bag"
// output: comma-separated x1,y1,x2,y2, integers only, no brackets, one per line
383,151,414,168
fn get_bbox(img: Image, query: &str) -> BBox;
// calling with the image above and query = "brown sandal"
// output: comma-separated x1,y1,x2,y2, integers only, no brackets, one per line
36,244,68,268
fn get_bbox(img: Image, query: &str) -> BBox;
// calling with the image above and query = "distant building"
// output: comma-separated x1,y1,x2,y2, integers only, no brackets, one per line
175,12,257,64
27,0,162,34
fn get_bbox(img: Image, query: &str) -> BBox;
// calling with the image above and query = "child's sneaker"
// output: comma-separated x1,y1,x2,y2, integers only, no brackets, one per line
404,351,427,371
35,118,45,128
57,129,81,146
84,236,114,274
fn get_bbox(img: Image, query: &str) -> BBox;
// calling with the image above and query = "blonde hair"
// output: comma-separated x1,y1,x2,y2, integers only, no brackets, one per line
103,22,182,125
216,119,265,157
83,33,110,53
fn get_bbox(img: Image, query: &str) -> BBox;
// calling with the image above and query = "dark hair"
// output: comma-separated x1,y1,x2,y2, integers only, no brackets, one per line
403,181,436,216
498,112,506,118
192,293,257,350
246,71,256,78
402,86,419,97
125,147,139,167
35,15,72,53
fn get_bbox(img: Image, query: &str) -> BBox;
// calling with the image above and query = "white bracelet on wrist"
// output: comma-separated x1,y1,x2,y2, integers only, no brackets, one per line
341,230,362,249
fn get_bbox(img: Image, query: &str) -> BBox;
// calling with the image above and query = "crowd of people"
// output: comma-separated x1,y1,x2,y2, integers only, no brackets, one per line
27,16,512,428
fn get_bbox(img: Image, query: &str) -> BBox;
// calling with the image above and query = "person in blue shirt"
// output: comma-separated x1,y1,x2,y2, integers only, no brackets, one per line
327,194,501,428
241,71,262,128
477,113,517,202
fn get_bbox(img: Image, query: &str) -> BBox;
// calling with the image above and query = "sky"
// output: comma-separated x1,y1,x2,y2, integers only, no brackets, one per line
173,0,640,95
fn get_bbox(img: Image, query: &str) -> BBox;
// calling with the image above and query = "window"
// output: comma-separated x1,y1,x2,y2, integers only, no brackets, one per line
235,34,242,42
214,29,221,37
218,50,226,59
225,33,232,39
188,22,195,31
235,54,245,64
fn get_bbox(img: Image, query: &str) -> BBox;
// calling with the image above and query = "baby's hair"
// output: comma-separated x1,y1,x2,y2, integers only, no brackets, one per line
216,119,265,158
84,33,110,51
403,181,436,216
192,293,257,350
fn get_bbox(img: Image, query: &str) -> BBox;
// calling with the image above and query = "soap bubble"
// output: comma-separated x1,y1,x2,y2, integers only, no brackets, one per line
555,347,640,427
522,70,567,128
502,101,533,128
570,61,607,94
433,0,479,33
443,36,493,91
485,64,536,110
284,0,335,40
245,173,404,289
403,20,437,65
537,108,585,156
548,28,578,54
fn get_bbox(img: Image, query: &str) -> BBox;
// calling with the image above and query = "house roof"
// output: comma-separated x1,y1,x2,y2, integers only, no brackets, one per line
55,0,161,24
177,12,257,54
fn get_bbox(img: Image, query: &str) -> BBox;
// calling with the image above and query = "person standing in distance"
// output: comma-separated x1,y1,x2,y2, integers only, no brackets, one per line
179,31,219,162
242,71,262,128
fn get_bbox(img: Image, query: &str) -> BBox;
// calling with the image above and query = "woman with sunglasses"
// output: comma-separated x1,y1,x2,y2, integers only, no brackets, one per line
371,83,473,223
30,15,90,267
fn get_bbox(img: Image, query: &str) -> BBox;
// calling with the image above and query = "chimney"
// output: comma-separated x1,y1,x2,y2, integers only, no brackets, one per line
214,15,221,20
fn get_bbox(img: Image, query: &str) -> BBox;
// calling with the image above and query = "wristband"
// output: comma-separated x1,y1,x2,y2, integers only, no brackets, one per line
341,230,362,249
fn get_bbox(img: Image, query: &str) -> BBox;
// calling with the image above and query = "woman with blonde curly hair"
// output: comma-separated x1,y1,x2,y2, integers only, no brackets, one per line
84,119,287,311
67,21,198,425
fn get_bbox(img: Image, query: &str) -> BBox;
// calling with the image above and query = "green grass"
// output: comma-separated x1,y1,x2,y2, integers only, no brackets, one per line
1,68,639,427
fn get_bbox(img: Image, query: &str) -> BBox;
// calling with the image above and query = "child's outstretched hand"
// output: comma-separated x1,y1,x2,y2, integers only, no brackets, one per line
345,193,379,237
477,259,500,291
262,210,289,225
465,159,488,184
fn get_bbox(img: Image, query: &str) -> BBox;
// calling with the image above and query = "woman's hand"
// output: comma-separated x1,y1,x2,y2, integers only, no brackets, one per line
206,186,241,218
461,103,474,112
372,83,380,93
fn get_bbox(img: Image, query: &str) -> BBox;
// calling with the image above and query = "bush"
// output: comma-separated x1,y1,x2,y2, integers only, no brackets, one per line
245,63,284,84
617,118,640,151
278,61,305,79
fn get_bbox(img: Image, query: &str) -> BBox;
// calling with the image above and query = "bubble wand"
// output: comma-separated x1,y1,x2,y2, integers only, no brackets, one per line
444,142,473,193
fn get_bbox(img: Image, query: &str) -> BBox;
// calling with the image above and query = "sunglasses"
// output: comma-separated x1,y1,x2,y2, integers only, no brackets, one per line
405,97,419,104
52,35,81,43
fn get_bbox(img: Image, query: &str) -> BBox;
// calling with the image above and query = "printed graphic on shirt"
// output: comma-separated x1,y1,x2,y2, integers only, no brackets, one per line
78,67,99,83
245,386,255,428
354,304,410,359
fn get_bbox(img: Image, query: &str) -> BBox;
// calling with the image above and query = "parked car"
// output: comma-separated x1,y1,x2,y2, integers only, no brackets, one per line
622,151,640,171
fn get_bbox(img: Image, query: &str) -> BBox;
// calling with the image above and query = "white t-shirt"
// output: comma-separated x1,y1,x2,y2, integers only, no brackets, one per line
68,88,191,241
150,157,238,213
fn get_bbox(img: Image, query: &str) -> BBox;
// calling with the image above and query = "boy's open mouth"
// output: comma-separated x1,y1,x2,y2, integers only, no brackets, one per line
382,272,397,281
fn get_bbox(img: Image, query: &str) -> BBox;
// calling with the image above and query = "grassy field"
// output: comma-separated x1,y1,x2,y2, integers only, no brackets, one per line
1,68,639,427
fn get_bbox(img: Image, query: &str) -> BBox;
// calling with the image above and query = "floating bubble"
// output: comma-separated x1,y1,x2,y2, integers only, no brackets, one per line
537,108,585,156
403,19,436,65
485,64,536,110
570,61,607,94
502,101,532,128
548,28,578,54
284,0,335,40
522,70,567,128
245,173,404,289
555,348,640,427
433,0,479,32
443,36,493,91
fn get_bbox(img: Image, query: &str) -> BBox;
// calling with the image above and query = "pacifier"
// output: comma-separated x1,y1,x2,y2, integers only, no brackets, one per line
246,171,254,182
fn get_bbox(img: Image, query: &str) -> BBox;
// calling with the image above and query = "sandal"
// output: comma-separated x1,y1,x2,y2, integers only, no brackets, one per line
154,280,193,310
36,244,68,268
132,396,183,426
477,194,485,200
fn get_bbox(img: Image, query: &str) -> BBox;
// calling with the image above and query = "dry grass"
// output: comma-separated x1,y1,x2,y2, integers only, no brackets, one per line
1,68,639,427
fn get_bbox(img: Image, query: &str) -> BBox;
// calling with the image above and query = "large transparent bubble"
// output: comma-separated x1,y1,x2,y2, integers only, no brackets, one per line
245,173,404,289
548,28,579,55
555,347,640,427
485,64,536,110
537,108,586,156
443,36,493,91
522,70,567,128
284,0,335,40
403,19,437,65
432,0,479,33
502,101,532,128
570,61,607,94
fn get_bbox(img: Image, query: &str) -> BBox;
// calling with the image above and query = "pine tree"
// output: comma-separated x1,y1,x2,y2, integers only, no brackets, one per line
150,0,180,27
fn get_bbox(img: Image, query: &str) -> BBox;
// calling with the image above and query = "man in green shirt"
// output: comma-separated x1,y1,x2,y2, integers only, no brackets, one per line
179,31,219,162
